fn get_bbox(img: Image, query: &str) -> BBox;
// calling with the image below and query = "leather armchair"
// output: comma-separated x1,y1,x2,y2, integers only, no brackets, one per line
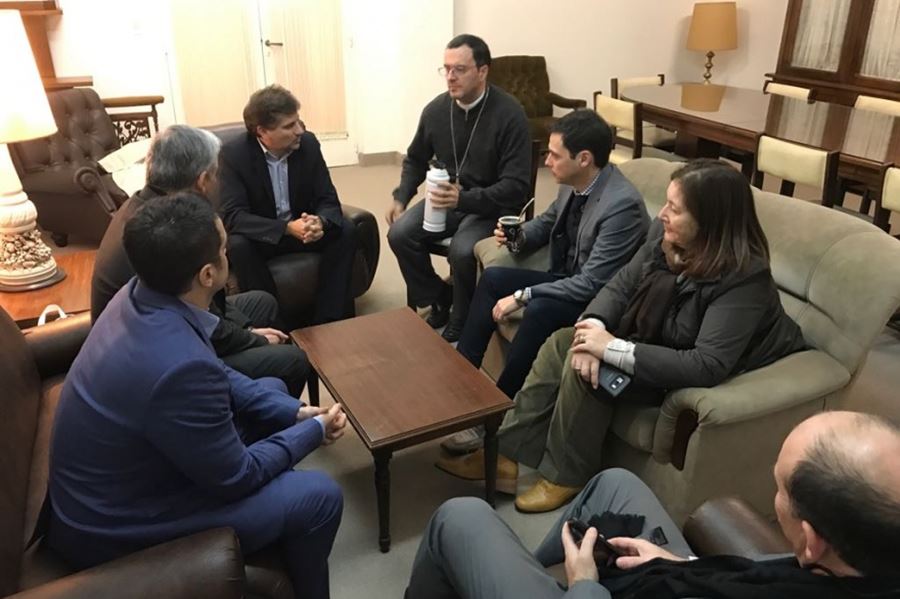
208,124,380,329
8,88,164,247
488,56,586,147
474,157,900,524
0,308,291,598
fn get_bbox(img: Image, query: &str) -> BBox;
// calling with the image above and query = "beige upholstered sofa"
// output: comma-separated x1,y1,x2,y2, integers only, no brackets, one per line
475,157,900,525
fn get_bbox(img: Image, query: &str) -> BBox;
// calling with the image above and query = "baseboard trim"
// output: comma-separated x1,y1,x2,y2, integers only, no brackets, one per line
357,151,404,166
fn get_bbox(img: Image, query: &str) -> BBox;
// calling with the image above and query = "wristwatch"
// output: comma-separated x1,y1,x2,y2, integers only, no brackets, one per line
513,287,531,306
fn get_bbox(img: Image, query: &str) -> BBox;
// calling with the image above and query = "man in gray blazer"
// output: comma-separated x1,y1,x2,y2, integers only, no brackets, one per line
446,110,648,453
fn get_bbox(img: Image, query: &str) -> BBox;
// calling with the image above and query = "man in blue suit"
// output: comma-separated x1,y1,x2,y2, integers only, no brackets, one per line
48,193,347,599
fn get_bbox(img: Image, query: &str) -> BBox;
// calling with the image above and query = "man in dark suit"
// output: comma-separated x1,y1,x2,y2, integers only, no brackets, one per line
49,194,347,599
91,124,310,396
220,85,356,324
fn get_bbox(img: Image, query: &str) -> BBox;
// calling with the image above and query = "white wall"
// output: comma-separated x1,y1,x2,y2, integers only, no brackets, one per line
343,0,452,155
49,0,179,127
44,0,789,154
455,0,789,105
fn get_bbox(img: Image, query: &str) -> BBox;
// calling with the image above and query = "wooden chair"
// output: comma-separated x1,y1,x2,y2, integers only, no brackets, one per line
610,73,676,150
752,134,839,207
592,93,681,165
854,94,900,116
763,80,816,102
873,165,900,234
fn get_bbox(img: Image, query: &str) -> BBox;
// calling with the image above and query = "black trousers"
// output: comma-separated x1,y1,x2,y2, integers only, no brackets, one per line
456,267,587,399
227,218,357,324
220,291,310,397
387,199,495,327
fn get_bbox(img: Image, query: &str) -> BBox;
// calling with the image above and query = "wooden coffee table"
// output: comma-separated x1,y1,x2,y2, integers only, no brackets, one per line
291,307,514,552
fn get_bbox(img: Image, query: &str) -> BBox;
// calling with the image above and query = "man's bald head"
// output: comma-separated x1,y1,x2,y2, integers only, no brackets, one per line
779,411,900,576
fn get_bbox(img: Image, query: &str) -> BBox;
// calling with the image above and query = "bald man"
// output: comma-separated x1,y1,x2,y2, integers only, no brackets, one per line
407,411,900,598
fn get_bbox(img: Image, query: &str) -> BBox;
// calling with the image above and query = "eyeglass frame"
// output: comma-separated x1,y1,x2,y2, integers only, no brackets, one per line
437,63,484,77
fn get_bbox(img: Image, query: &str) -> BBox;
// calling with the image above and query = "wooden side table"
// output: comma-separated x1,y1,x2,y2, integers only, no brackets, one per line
0,250,96,327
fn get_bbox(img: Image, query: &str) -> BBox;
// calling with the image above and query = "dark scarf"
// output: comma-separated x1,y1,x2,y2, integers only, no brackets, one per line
600,555,900,599
615,268,679,342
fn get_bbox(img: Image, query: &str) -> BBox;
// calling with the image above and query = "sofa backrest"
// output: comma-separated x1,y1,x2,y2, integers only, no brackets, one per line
621,158,900,376
0,309,42,595
10,88,119,178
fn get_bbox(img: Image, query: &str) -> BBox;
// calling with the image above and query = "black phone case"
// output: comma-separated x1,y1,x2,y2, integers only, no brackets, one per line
599,366,631,397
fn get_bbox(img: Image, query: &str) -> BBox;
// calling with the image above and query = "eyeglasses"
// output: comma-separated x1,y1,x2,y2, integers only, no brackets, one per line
438,64,476,77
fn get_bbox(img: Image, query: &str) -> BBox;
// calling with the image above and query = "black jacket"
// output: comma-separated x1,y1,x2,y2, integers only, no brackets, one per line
219,131,343,245
583,221,806,389
91,186,266,357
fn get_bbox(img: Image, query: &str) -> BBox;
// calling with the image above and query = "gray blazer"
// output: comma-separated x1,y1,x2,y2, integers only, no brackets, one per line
519,164,649,304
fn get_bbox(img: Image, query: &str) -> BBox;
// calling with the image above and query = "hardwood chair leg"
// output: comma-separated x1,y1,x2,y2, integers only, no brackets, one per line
859,190,873,215
780,180,795,197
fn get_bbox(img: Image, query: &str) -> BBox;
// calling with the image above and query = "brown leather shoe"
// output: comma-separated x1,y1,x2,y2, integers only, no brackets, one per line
435,449,518,495
515,478,582,513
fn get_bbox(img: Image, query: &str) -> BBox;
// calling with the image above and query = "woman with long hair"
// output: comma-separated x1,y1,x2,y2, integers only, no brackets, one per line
437,159,806,512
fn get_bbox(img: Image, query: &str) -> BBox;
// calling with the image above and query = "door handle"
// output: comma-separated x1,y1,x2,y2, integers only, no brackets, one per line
264,39,284,47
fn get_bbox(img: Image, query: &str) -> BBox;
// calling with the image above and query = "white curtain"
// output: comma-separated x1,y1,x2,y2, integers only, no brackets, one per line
791,0,852,72
860,0,900,81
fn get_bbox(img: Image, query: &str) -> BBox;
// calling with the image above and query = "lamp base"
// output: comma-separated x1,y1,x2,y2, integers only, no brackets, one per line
702,51,716,84
0,266,65,292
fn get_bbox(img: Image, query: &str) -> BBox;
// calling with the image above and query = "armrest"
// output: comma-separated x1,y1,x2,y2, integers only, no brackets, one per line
474,237,550,272
10,528,244,599
23,313,92,380
683,497,790,558
74,166,126,211
341,204,380,295
652,350,850,465
101,96,165,109
548,92,587,109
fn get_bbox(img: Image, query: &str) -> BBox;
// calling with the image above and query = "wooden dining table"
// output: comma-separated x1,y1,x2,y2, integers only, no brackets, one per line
623,83,900,193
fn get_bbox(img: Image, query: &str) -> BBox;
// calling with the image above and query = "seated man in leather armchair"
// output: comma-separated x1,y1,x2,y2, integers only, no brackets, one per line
409,411,900,598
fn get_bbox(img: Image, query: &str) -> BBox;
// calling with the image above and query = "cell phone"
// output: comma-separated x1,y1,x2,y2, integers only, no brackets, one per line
565,518,622,565
599,366,631,397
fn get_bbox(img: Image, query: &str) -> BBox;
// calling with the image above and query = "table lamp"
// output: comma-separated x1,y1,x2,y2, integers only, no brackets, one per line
0,10,63,291
686,2,737,84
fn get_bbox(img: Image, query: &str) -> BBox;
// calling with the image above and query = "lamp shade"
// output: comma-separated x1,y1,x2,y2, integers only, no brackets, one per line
0,10,57,143
686,2,738,51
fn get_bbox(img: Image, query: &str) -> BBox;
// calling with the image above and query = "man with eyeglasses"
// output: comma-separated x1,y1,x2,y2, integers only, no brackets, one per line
387,34,531,342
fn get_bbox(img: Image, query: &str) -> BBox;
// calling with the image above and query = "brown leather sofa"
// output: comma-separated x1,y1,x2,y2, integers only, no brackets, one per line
8,88,162,247
208,123,380,329
0,308,295,599
489,55,586,147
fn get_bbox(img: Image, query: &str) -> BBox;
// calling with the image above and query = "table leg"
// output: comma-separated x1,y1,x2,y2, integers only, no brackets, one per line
374,449,393,552
307,370,319,407
483,415,501,508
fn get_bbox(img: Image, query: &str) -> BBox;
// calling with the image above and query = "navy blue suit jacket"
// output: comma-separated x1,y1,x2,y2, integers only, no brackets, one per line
49,278,323,535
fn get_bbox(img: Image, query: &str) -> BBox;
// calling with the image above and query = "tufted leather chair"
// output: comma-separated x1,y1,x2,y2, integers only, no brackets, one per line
8,89,160,247
488,56,586,148
207,123,380,329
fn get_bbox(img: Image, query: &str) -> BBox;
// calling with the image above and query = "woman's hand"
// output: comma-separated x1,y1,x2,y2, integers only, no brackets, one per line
572,321,615,359
608,537,686,570
571,351,602,389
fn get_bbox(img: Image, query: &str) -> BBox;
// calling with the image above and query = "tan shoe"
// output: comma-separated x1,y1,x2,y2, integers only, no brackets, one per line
515,478,582,513
435,448,518,495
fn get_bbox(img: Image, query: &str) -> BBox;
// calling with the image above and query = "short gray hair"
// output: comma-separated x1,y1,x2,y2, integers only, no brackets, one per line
146,125,221,192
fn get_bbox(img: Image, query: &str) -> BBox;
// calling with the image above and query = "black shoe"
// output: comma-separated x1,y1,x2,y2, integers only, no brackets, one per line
441,319,463,343
426,284,452,329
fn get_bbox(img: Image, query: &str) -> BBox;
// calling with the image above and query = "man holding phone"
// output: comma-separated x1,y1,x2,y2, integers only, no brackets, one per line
408,411,900,598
